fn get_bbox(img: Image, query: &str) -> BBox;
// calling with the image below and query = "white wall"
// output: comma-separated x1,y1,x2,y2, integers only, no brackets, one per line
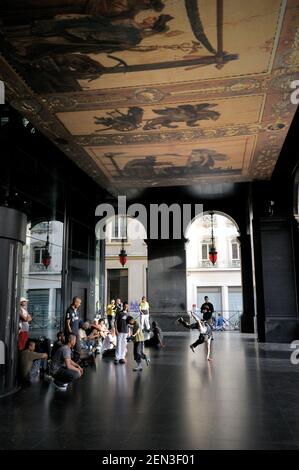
187,269,242,313
186,214,242,316
105,218,147,308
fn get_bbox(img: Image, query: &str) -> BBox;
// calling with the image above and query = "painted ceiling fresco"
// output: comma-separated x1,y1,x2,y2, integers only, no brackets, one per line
1,0,299,192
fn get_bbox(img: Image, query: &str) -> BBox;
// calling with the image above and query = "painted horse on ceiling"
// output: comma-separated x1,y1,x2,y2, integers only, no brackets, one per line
143,103,220,130
94,107,144,132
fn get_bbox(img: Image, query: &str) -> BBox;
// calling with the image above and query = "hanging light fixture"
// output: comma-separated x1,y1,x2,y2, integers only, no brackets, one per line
119,242,127,267
209,212,217,265
118,216,127,267
42,221,52,269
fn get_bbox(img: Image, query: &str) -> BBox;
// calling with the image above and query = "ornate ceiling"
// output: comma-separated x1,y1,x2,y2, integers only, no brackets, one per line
1,0,299,194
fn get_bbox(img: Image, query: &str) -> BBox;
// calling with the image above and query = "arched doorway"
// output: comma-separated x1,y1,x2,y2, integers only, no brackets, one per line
185,211,243,330
104,215,148,314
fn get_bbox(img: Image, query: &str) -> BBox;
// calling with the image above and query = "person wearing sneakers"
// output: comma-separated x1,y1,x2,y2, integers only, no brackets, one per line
177,311,213,361
114,301,129,364
51,334,83,391
127,316,150,371
189,319,213,361
139,296,150,332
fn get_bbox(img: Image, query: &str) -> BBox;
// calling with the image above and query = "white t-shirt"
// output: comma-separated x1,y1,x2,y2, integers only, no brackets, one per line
20,307,30,332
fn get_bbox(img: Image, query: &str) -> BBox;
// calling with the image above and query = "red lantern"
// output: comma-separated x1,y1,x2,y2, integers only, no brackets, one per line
42,221,51,269
119,248,127,267
209,212,217,266
209,246,218,265
42,249,51,268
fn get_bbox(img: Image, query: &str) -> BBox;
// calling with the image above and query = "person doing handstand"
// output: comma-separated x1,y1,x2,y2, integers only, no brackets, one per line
177,311,212,361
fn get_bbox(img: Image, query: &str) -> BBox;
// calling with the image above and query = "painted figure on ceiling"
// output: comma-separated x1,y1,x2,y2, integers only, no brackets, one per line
143,103,220,130
1,1,165,21
107,149,231,180
189,149,229,171
94,107,144,132
3,13,173,60
86,0,165,18
21,53,126,92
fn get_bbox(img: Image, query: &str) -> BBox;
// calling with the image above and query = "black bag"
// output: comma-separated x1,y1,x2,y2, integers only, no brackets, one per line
34,337,52,356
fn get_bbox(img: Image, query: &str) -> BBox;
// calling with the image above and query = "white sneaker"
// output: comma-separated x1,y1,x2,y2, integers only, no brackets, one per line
133,365,143,371
145,356,151,366
53,382,68,391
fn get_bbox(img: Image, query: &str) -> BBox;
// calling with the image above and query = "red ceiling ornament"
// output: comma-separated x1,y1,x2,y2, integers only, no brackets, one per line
209,212,218,265
42,221,52,269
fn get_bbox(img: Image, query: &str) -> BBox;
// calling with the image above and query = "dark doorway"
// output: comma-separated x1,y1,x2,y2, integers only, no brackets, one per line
71,282,88,321
107,269,128,303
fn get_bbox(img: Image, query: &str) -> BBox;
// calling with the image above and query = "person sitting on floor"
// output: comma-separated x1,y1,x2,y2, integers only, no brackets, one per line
19,340,48,383
215,313,228,331
77,321,98,361
50,334,83,391
97,318,109,338
51,331,65,359
90,319,105,337
144,321,165,348
102,326,117,354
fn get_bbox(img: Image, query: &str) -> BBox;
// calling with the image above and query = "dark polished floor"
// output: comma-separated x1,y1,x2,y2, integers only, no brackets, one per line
1,332,299,450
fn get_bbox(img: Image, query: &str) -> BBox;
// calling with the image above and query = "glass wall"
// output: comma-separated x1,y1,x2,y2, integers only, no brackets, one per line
21,220,63,339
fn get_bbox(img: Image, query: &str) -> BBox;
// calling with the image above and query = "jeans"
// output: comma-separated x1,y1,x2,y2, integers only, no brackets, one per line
53,368,80,387
30,359,48,380
133,341,147,364
107,316,114,330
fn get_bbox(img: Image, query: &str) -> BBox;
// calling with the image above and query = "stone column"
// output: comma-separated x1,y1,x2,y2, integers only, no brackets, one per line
239,234,255,333
253,217,298,342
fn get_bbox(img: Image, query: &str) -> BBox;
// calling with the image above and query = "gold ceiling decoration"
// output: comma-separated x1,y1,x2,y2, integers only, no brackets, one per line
1,0,298,193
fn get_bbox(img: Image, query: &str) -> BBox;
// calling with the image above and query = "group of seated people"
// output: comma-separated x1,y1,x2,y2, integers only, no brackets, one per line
18,317,164,391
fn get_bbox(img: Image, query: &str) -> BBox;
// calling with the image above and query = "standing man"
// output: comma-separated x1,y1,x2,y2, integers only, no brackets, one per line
200,296,214,340
65,296,81,354
139,296,150,332
18,297,32,351
114,301,129,364
200,296,214,326
115,298,123,315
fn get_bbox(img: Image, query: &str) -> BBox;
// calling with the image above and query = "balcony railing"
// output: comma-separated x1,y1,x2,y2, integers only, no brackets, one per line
198,259,241,268
189,309,242,330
